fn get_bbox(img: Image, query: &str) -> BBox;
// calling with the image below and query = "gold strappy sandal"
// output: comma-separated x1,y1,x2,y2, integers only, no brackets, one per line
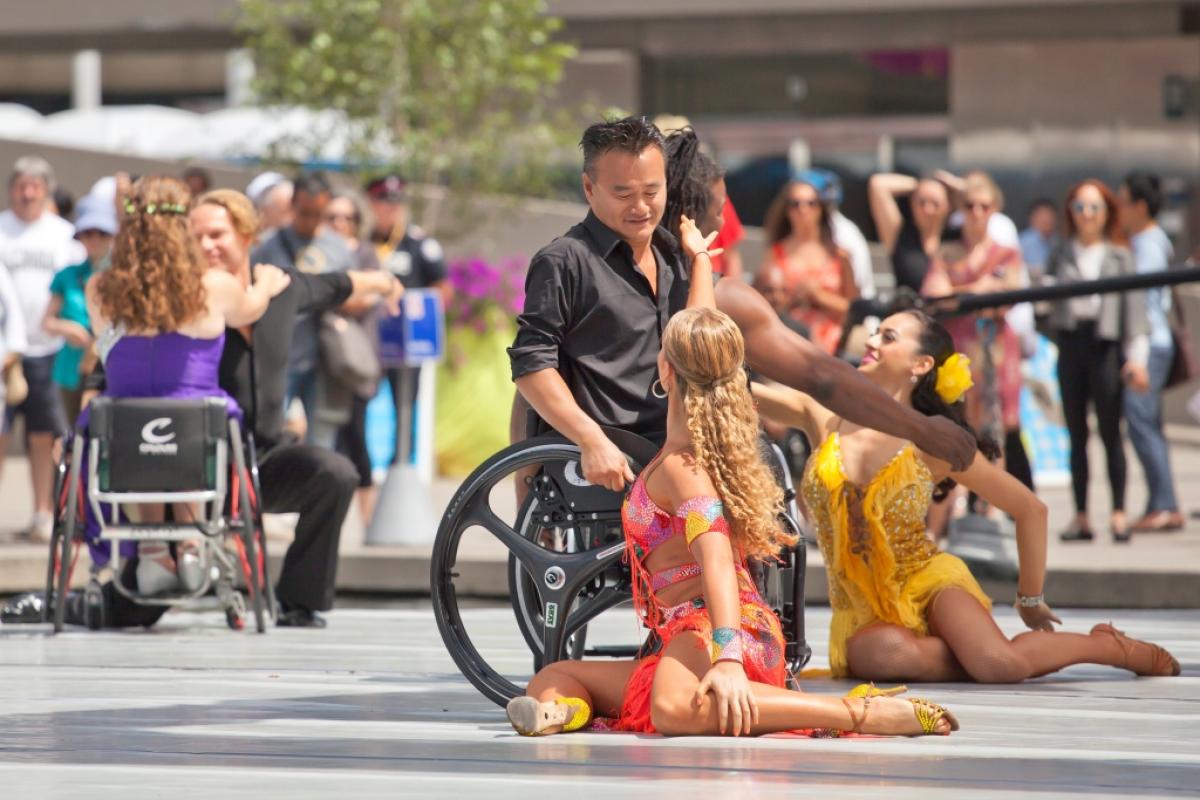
505,696,591,737
841,693,959,736
846,682,908,699
1091,622,1181,677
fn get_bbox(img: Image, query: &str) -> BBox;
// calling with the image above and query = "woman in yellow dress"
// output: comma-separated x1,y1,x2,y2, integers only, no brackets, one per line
754,309,1180,682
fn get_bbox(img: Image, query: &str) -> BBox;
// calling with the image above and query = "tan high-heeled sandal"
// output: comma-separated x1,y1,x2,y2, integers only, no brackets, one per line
506,696,591,737
842,693,959,736
1091,622,1181,677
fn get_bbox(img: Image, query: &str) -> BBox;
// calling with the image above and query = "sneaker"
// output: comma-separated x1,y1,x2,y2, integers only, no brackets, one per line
177,545,206,593
1058,525,1095,543
25,510,53,544
136,543,180,596
0,592,47,623
276,604,327,628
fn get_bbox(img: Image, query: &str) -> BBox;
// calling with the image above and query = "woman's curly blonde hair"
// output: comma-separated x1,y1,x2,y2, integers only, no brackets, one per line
662,307,794,560
95,175,207,332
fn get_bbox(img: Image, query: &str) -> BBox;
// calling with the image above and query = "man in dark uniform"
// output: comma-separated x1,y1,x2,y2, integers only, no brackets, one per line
365,174,453,462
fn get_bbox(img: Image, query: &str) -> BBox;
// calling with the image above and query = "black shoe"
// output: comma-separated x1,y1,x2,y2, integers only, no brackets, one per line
1112,525,1132,544
1059,526,1095,543
1,592,47,624
276,606,327,628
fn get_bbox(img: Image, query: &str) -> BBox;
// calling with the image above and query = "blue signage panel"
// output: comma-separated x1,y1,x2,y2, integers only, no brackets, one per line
378,288,445,367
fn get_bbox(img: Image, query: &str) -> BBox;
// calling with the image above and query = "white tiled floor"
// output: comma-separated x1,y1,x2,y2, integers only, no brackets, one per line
0,604,1196,799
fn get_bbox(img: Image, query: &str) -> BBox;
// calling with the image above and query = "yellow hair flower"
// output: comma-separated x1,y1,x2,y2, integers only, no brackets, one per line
935,353,974,404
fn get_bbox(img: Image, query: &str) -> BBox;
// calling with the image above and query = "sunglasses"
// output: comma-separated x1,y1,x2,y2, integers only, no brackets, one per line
914,196,944,210
787,198,820,210
965,201,993,213
1070,201,1104,215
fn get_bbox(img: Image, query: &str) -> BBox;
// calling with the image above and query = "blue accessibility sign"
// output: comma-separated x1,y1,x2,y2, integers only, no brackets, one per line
378,288,445,367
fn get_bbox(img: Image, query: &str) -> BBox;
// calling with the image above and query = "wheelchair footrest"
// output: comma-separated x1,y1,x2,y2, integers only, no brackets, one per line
99,524,217,542
583,645,642,658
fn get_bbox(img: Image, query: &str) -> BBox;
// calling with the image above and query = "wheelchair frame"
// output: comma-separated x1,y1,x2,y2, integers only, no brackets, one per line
431,427,811,707
44,397,275,633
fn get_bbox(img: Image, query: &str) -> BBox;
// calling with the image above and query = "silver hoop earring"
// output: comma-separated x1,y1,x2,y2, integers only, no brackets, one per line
651,379,668,399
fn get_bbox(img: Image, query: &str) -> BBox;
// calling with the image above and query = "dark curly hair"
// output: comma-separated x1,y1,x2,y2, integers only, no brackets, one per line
96,175,207,333
663,126,723,242
901,309,1001,500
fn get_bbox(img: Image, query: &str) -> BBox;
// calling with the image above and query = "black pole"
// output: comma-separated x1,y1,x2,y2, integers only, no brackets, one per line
848,265,1200,321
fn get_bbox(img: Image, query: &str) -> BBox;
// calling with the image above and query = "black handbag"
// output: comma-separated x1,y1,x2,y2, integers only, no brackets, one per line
318,313,381,399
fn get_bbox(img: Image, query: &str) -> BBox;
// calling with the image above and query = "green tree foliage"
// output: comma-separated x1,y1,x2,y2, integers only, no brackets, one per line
238,0,579,199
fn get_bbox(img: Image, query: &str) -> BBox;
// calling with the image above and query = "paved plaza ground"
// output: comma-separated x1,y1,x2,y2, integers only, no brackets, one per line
0,603,1196,798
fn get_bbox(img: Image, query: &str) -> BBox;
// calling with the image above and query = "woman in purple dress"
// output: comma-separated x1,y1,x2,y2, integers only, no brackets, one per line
83,176,291,594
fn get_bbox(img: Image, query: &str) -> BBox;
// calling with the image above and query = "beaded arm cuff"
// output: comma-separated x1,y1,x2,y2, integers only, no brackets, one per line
710,626,745,664
675,496,731,548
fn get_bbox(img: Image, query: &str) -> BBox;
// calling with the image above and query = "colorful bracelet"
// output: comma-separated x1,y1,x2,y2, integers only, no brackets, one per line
710,626,744,664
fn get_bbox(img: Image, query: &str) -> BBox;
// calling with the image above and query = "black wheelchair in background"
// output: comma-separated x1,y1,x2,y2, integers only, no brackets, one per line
44,397,274,633
431,426,811,707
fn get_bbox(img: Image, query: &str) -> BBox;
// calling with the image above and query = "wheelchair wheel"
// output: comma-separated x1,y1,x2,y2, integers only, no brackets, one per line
431,431,657,707
51,436,85,634
230,421,268,634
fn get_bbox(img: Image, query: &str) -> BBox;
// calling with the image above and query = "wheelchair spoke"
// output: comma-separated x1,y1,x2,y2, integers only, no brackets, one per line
563,584,628,640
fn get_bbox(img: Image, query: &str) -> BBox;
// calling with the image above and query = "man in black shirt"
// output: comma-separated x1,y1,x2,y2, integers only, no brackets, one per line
510,117,977,492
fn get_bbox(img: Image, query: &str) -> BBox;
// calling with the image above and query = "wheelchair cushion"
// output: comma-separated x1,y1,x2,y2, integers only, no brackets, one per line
89,397,228,493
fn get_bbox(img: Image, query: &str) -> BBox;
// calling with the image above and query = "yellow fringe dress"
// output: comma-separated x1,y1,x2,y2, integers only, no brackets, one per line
800,432,992,677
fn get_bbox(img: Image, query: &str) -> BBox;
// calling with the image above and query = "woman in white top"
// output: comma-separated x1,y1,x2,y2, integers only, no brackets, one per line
1042,180,1148,544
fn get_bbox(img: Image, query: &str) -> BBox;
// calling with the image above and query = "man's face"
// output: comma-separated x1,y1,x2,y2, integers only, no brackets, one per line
1030,206,1057,238
369,197,406,236
291,190,330,240
189,204,250,274
1117,185,1146,233
9,174,49,223
582,147,666,246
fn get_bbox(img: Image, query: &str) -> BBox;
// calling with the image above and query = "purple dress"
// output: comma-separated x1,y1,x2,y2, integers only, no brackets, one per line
81,332,241,566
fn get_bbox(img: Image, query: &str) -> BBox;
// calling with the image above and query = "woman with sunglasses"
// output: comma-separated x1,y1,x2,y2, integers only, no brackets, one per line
921,172,1025,486
323,191,386,525
757,180,857,354
1043,180,1149,544
868,172,955,294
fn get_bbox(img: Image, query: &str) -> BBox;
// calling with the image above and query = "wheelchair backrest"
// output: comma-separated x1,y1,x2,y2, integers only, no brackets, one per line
88,397,228,493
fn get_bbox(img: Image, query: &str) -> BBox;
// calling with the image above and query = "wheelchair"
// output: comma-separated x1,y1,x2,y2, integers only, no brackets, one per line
430,426,811,707
44,397,274,633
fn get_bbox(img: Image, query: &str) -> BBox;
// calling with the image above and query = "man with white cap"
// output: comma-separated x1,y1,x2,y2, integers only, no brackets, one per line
247,171,294,241
0,156,85,541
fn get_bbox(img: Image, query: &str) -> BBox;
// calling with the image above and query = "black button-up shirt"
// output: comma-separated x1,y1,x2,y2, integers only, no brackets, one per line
219,268,352,452
508,211,689,441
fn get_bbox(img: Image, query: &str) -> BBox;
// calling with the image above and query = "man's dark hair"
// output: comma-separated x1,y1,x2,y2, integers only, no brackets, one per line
580,116,665,178
182,166,212,192
292,171,332,200
1027,196,1057,216
1123,171,1163,218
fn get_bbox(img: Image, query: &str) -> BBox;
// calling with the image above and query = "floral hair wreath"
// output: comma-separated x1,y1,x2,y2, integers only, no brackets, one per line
122,197,188,216
934,352,973,405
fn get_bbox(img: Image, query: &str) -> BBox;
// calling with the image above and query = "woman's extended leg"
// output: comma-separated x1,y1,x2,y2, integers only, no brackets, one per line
512,658,639,734
649,632,954,737
928,588,1177,682
845,622,967,682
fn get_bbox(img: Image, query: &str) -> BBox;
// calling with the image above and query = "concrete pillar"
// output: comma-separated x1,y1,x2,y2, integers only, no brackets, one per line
72,50,101,111
225,49,255,107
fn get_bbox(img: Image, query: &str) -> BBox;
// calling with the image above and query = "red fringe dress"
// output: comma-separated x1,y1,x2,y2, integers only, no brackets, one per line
609,470,788,733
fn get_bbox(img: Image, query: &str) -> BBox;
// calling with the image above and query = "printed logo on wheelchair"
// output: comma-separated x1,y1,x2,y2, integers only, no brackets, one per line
139,417,179,456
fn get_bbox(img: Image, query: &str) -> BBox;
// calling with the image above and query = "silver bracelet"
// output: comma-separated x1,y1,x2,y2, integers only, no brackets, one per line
1015,593,1044,608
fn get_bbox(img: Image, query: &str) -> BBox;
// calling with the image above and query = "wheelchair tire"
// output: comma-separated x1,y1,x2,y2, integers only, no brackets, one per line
239,466,267,634
52,437,85,634
431,434,650,707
